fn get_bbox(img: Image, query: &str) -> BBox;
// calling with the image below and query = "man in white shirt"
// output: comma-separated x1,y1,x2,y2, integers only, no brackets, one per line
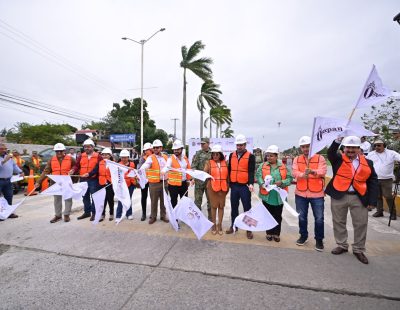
360,137,371,155
367,139,400,220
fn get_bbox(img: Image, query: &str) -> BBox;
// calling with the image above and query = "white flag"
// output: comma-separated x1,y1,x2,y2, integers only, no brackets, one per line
169,168,213,182
92,188,106,225
41,175,88,200
355,65,391,109
106,160,131,223
234,202,278,231
127,169,147,189
309,116,376,158
0,197,24,220
163,188,179,232
174,197,213,240
10,175,24,183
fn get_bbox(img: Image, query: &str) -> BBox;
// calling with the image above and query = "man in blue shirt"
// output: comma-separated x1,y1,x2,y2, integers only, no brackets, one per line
0,143,24,219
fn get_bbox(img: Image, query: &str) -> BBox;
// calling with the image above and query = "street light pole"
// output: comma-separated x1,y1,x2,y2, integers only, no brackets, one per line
171,118,179,140
122,28,165,154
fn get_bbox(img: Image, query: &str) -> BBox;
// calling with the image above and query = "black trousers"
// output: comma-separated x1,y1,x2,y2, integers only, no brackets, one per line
263,201,283,236
102,185,114,216
169,182,188,207
141,183,149,215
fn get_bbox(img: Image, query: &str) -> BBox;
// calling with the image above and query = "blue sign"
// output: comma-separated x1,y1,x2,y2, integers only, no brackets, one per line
110,134,136,143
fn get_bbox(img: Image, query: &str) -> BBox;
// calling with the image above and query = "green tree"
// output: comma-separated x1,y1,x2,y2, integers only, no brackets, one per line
197,80,222,139
6,122,76,145
221,126,234,138
180,40,213,145
204,104,232,138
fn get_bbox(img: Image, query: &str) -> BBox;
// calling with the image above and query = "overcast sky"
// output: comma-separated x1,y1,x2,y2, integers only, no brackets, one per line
1,0,399,150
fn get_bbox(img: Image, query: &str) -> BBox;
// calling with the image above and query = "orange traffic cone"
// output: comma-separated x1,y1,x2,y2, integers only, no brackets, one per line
41,177,49,192
25,169,38,196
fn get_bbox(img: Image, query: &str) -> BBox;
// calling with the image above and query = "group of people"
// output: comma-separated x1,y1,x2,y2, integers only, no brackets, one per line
1,131,399,266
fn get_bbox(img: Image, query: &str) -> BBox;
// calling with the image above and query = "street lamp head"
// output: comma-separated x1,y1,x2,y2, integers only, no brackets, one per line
394,12,400,25
160,28,166,31
122,37,127,40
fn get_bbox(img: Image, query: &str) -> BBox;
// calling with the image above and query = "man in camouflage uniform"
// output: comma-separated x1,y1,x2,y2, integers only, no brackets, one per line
191,138,212,220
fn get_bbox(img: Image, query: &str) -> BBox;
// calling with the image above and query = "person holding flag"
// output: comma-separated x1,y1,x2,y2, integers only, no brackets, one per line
137,142,153,221
204,144,229,235
325,136,378,264
256,145,293,242
35,143,76,223
162,140,193,207
292,136,327,251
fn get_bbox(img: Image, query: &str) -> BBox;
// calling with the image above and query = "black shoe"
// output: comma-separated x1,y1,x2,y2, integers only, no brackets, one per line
77,213,91,220
331,247,348,255
315,239,324,252
89,215,95,221
390,214,397,220
141,214,146,221
296,236,308,246
372,211,383,217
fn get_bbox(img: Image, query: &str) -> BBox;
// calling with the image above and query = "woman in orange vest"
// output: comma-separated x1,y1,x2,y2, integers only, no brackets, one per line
115,149,136,221
204,144,229,235
256,145,293,242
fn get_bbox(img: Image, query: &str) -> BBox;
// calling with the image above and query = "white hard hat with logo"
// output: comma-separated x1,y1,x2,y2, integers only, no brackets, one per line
235,134,247,144
211,144,222,153
266,145,279,154
342,136,361,147
83,139,95,146
152,139,163,147
172,140,184,150
120,149,130,157
53,143,66,151
298,136,311,146
101,148,112,154
143,142,153,151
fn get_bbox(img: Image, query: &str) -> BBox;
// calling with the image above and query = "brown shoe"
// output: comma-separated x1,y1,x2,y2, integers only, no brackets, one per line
273,235,280,242
160,217,169,223
64,215,70,222
89,215,95,221
331,247,348,255
246,231,254,239
372,211,383,218
8,213,19,219
226,227,234,234
353,252,369,264
149,218,156,224
50,216,62,223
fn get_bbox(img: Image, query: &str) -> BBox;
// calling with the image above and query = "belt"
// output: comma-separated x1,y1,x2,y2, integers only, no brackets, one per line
0,178,11,181
346,191,357,195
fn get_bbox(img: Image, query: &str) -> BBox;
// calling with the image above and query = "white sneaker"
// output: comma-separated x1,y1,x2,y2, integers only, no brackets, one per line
127,215,133,220
115,218,121,223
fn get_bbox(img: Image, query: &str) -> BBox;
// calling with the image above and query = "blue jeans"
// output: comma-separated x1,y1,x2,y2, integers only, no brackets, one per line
0,179,13,205
116,185,135,218
295,195,325,240
82,179,99,214
230,183,252,227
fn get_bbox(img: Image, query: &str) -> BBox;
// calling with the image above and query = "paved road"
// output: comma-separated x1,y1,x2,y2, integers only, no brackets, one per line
0,185,399,309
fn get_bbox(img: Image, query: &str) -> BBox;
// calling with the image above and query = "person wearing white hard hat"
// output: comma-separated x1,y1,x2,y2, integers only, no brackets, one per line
226,134,256,239
325,136,378,264
162,140,193,208
137,142,153,221
115,149,136,221
71,138,102,221
256,145,293,242
204,144,229,235
292,136,327,251
141,139,169,224
35,143,76,223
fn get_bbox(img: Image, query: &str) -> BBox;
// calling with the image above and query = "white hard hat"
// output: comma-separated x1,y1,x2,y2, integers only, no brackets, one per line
101,148,112,154
120,149,130,157
53,143,66,151
235,134,247,144
83,139,95,146
143,142,153,151
266,145,279,154
152,139,163,147
298,136,311,146
211,144,222,153
172,140,184,150
342,136,361,147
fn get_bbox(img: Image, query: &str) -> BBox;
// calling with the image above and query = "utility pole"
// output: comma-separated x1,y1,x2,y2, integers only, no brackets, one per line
171,118,179,140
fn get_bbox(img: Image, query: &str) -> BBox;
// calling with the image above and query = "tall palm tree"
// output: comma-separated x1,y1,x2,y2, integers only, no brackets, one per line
180,41,213,145
197,80,222,139
221,126,234,138
204,104,232,138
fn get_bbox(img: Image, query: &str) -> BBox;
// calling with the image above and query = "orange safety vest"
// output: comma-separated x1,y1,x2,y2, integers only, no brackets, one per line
120,161,136,186
168,155,191,186
13,156,24,168
147,154,168,183
79,152,99,174
50,155,72,175
295,155,325,193
32,156,41,168
259,163,288,195
210,160,228,192
98,159,112,186
230,151,250,184
332,154,371,196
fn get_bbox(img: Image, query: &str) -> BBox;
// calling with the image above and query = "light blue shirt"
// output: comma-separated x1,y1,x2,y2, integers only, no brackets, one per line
0,155,22,178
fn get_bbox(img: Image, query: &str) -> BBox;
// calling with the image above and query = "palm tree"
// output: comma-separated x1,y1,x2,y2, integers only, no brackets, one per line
197,80,222,139
180,41,213,145
221,126,234,138
204,104,232,138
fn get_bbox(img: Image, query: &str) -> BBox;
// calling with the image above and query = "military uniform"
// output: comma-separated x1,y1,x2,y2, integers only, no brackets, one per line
191,145,211,220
